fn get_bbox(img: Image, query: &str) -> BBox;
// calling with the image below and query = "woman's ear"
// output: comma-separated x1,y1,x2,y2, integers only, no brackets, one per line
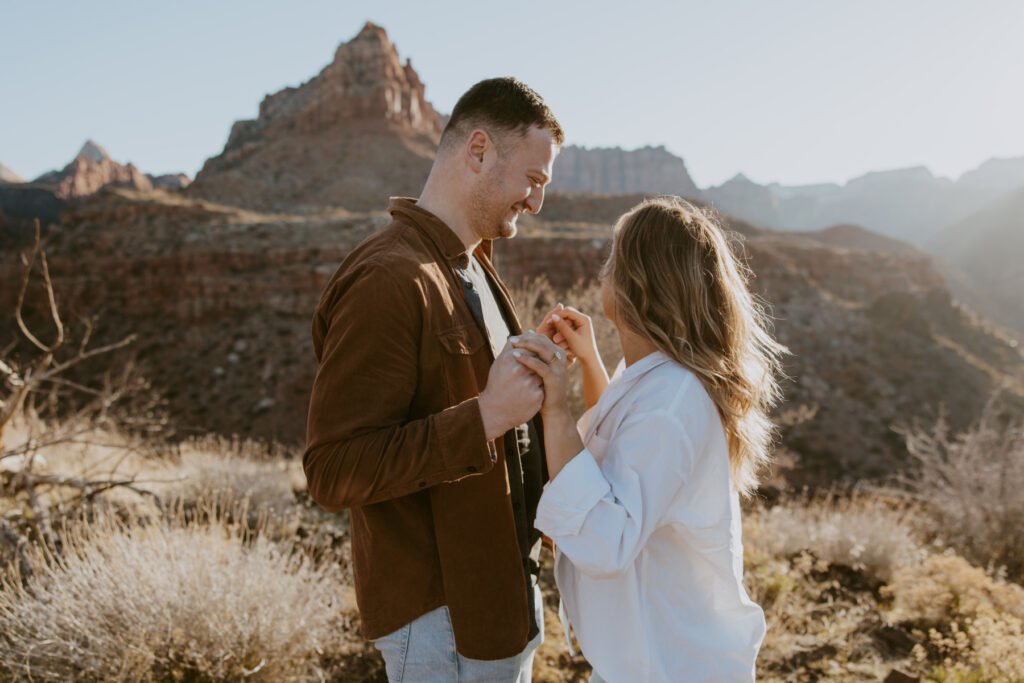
464,129,489,174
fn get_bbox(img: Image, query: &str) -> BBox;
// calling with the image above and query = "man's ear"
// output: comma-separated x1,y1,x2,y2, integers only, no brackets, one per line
464,129,490,174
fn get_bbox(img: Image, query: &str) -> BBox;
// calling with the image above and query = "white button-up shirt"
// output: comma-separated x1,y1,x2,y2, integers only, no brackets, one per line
534,351,765,682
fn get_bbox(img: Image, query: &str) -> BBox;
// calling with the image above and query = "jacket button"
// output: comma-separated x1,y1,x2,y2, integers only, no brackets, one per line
419,481,427,487
467,465,477,473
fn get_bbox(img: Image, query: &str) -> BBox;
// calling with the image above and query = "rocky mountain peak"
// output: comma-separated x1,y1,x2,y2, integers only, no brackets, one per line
726,172,755,185
189,22,442,212
32,141,152,200
77,140,110,164
353,20,389,44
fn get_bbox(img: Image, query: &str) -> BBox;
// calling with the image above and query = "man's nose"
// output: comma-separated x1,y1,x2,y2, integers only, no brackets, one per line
525,186,544,214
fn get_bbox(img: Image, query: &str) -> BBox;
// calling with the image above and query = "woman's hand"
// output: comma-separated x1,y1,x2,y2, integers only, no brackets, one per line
509,331,571,419
537,303,601,370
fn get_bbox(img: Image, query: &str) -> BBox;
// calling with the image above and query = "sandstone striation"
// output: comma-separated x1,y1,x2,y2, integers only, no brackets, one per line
3,21,1021,490
551,145,702,200
188,22,442,213
3,188,1021,488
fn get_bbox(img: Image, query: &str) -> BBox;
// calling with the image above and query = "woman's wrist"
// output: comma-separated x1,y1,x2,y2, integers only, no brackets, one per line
575,349,602,370
541,403,575,425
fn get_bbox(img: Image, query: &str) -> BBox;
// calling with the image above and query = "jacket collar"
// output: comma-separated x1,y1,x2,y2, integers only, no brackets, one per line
388,197,494,265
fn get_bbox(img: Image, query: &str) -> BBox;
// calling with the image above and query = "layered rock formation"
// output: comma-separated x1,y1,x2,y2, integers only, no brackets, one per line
551,145,702,200
188,22,442,213
3,21,1021,491
33,140,154,200
3,187,1020,487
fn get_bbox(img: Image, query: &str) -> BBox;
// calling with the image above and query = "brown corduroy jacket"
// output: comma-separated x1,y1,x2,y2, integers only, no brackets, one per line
303,198,547,660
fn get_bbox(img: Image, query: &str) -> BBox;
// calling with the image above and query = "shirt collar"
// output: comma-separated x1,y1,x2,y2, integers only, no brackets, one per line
619,349,671,383
584,350,671,444
388,197,493,266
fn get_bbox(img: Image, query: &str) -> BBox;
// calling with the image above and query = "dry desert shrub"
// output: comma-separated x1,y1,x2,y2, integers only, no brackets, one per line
896,402,1024,580
0,506,360,682
745,491,927,583
884,554,1024,681
744,548,900,681
169,441,303,515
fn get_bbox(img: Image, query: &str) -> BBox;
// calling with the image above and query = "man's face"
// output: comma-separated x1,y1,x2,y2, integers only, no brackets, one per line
468,125,558,241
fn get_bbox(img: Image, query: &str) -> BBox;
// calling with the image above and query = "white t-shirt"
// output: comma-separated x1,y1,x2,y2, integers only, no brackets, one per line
534,351,765,682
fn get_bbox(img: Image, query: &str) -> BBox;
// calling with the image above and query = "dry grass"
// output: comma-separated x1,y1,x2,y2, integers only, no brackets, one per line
5,426,1024,681
743,496,926,681
745,491,928,583
169,438,304,515
0,505,362,682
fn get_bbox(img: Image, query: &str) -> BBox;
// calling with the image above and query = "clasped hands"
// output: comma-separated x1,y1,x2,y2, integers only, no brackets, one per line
478,304,598,440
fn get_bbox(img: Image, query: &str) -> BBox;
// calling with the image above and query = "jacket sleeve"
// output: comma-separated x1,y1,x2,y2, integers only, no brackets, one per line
533,410,694,578
303,261,496,512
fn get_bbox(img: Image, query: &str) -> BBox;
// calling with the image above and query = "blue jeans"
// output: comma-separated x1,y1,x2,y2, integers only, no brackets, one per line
372,583,543,683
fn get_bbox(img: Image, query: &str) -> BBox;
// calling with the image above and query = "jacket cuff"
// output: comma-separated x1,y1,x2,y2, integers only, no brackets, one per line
436,397,497,477
534,449,610,538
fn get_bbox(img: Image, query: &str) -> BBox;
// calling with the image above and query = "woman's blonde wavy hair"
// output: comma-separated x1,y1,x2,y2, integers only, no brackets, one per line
602,196,787,496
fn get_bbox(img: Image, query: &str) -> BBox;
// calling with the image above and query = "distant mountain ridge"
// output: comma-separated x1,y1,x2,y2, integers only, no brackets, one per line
26,140,191,200
703,158,1024,245
550,145,702,199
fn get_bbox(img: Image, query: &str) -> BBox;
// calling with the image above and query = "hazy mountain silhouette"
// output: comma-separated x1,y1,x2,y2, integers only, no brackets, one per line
704,158,1024,246
932,187,1024,337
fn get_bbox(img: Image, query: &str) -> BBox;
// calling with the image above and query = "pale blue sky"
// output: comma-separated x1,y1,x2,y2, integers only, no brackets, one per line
2,0,1022,188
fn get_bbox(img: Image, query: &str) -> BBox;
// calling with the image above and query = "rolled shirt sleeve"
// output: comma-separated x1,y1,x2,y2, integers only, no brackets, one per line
534,410,694,579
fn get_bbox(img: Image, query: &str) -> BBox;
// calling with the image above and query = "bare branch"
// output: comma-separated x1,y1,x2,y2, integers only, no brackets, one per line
15,220,62,354
39,335,137,382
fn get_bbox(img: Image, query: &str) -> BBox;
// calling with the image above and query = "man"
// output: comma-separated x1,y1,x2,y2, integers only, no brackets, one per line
303,78,564,682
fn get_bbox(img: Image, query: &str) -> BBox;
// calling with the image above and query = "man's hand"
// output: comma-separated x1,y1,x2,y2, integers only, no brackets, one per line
478,343,544,441
508,331,571,420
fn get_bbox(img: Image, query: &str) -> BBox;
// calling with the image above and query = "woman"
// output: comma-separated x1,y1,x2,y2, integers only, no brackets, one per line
509,196,785,682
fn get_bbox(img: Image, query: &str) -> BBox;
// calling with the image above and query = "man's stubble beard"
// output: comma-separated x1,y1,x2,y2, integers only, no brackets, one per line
468,164,516,242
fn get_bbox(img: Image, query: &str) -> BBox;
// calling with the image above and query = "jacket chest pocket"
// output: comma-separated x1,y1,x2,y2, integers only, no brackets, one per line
437,324,489,404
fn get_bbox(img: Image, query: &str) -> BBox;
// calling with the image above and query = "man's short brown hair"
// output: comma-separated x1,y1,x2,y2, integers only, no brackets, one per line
440,77,564,153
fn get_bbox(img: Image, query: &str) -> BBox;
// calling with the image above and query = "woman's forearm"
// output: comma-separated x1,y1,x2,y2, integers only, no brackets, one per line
542,408,586,480
579,356,610,410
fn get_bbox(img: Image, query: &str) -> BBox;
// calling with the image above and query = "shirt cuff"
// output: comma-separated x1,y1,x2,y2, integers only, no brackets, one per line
534,448,610,538
436,396,497,475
